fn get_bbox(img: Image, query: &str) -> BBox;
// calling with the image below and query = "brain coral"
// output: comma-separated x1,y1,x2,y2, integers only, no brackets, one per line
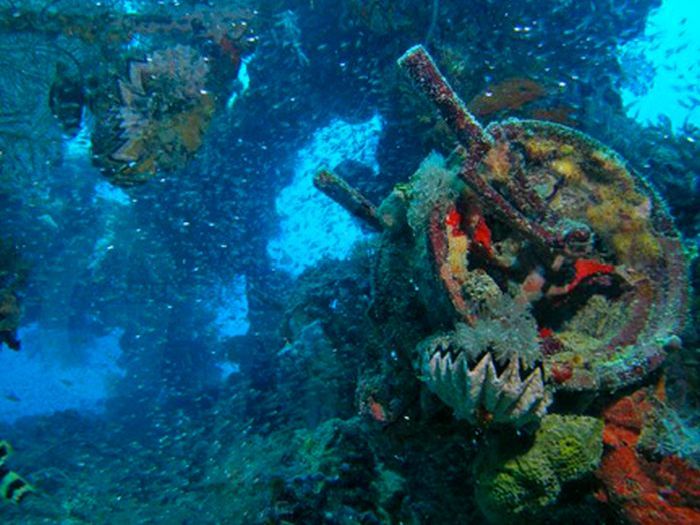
475,414,604,523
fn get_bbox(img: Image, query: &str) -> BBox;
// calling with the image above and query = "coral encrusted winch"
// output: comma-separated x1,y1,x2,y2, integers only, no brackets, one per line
316,45,689,429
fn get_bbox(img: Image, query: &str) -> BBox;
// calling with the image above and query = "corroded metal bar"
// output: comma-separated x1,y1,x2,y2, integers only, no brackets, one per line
397,45,493,160
457,160,558,248
313,169,385,231
398,45,557,249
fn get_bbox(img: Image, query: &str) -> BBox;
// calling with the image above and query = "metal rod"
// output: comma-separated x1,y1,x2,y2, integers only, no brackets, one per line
313,169,385,231
397,44,493,160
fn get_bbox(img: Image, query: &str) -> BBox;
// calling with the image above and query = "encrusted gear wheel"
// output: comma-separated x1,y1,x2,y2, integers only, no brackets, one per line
315,45,689,428
419,117,688,394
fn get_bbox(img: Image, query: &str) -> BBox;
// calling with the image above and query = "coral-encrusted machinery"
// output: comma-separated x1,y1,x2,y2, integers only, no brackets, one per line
316,45,689,430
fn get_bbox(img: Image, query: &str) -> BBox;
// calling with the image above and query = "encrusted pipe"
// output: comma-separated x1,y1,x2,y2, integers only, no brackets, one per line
398,45,557,249
456,160,558,248
397,44,493,161
313,169,386,231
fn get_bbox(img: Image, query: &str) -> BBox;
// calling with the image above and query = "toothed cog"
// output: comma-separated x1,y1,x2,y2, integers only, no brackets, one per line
419,335,552,427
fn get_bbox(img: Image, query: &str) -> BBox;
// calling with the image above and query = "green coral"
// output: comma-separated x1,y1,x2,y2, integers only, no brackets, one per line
478,449,560,516
539,414,603,481
638,406,700,469
475,414,604,524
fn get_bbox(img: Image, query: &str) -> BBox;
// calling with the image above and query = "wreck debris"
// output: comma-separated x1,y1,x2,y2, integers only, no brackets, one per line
313,169,386,232
398,45,493,164
319,45,689,429
92,45,216,185
397,45,689,402
421,335,551,428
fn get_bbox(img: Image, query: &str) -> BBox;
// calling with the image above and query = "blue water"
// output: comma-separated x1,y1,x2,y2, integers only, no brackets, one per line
0,1,697,523
619,0,700,130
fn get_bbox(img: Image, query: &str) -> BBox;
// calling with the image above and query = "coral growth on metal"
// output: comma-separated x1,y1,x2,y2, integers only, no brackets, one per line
399,43,687,422
394,45,688,425
315,45,688,428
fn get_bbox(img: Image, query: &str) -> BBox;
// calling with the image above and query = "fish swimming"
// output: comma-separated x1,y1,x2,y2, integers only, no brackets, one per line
0,441,33,504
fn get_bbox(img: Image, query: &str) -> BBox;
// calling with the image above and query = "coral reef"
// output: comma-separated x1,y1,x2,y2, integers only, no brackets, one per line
0,2,695,525
315,43,692,522
0,2,257,188
475,414,603,524
393,46,685,423
320,44,688,429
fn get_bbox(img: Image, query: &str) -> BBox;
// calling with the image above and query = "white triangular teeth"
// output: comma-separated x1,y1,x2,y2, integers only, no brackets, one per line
482,355,501,414
439,352,453,381
511,368,546,420
468,353,490,406
419,336,551,428
493,358,525,416
451,353,468,400
429,352,440,376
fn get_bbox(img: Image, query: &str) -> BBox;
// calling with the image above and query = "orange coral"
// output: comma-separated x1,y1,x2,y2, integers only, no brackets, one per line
599,448,700,525
567,258,615,292
472,217,493,255
597,388,700,525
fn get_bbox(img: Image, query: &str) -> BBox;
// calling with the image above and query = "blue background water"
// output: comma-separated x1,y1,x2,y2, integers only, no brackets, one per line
1,0,697,423
0,0,697,522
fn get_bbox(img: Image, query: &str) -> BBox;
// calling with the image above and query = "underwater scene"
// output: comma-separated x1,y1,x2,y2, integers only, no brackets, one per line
0,0,698,523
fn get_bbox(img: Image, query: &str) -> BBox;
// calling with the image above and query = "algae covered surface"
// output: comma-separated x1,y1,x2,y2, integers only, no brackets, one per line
0,1,698,524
